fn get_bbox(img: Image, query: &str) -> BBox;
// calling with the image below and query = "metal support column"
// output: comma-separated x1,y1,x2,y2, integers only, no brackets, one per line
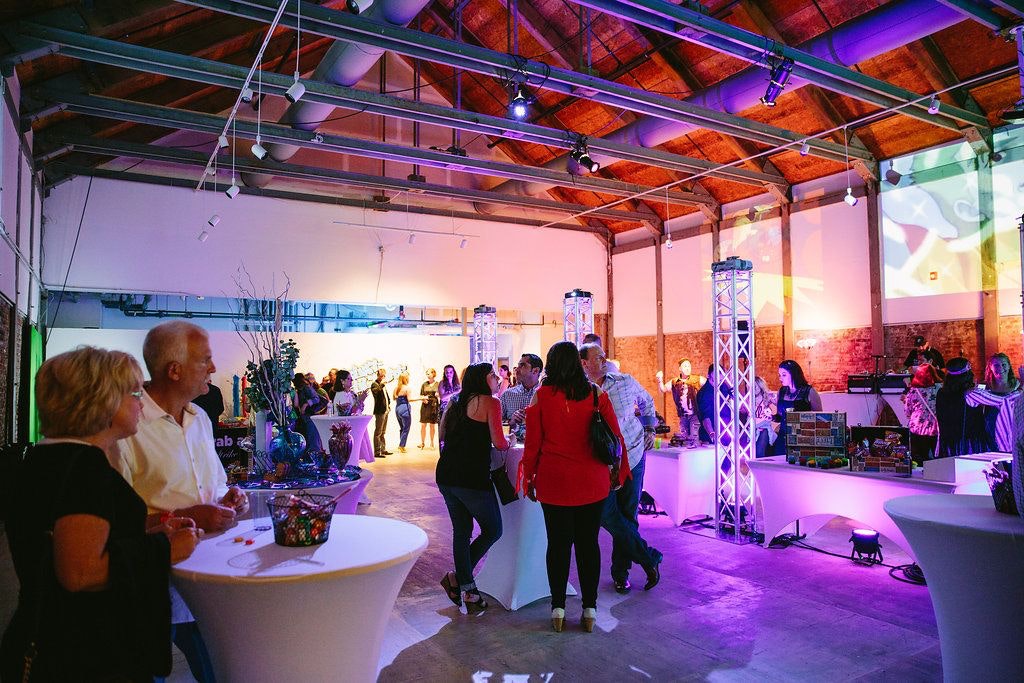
563,289,594,347
711,256,757,543
471,304,497,367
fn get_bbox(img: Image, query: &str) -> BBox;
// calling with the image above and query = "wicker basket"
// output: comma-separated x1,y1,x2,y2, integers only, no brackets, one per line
267,492,337,546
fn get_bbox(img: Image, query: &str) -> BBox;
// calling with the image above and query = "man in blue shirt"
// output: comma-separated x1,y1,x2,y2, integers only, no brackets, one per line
696,365,731,445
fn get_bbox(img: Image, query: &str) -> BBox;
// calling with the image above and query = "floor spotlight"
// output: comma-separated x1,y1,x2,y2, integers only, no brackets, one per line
459,238,468,249
251,137,268,160
799,141,810,156
927,95,940,115
508,86,531,120
225,182,240,199
850,528,883,564
759,57,794,107
884,161,902,186
240,87,254,103
285,76,305,104
844,187,858,206
198,230,210,242
208,214,221,228
217,134,229,148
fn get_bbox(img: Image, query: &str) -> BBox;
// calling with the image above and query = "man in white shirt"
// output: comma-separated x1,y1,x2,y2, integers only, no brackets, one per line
116,321,248,682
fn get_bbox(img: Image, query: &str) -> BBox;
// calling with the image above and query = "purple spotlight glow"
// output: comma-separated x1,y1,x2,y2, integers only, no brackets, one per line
850,528,882,564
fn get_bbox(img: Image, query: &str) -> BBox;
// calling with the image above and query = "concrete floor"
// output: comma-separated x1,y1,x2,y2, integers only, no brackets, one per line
1,448,944,681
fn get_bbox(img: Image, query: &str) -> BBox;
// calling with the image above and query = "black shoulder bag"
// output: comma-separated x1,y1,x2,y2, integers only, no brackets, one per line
589,385,622,466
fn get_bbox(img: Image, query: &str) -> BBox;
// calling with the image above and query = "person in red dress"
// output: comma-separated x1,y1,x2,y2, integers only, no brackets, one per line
520,341,628,633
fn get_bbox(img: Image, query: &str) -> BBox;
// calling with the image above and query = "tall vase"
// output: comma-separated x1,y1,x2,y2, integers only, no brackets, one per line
328,430,354,469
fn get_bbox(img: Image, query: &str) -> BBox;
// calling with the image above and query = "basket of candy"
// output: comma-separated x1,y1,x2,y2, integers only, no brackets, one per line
267,492,337,546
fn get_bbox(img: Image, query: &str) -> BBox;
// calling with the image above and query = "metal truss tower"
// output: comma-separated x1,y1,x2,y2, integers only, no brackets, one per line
471,304,497,367
711,256,758,543
563,289,594,347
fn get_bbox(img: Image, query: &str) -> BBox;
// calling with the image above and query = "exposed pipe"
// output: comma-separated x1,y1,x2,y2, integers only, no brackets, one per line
477,0,965,210
242,0,434,188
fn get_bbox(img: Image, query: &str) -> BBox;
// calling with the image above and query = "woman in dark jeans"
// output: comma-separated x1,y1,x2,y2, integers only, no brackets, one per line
291,373,324,454
436,363,510,612
521,341,628,633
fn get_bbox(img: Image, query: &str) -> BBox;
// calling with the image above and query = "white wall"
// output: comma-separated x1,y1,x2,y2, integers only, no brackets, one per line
611,246,657,336
41,176,608,312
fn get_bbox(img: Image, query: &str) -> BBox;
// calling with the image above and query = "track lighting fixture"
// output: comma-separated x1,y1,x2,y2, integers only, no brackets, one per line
799,141,810,156
251,137,268,160
844,187,858,206
459,238,468,249
508,86,531,120
568,135,600,174
927,95,940,115
665,235,673,249
884,161,902,186
759,57,794,108
208,214,221,228
285,76,305,104
240,87,254,103
217,134,229,149
198,230,210,242
346,0,373,13
225,182,240,199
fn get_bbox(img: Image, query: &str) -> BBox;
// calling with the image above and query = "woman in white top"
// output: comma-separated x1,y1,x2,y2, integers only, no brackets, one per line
331,370,367,415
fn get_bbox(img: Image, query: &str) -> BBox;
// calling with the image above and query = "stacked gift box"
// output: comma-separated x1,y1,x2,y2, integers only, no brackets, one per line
847,429,912,475
785,411,848,469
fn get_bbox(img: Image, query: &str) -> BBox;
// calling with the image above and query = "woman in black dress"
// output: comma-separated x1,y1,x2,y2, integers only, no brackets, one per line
1,347,199,682
936,357,988,457
419,368,440,449
772,359,823,456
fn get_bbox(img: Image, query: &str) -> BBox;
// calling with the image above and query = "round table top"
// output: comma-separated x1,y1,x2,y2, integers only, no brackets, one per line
171,514,427,585
885,494,1024,535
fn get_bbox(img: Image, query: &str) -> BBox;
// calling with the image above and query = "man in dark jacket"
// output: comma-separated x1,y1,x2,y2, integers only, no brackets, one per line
371,368,392,457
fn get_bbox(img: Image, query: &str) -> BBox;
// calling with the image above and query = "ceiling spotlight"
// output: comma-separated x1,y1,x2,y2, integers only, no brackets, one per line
225,182,240,199
884,161,902,186
346,0,373,13
759,57,794,107
408,233,416,245
991,150,1004,163
665,235,674,250
285,75,305,104
217,134,229,148
568,135,600,174
799,141,810,156
208,214,221,227
508,86,531,120
459,238,468,249
198,230,210,242
240,87,254,103
844,187,858,207
927,95,940,115
251,137,268,160
850,528,883,564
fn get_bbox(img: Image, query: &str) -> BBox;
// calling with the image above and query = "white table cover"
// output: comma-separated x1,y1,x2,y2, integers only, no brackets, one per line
473,445,577,610
885,495,1024,681
642,445,716,525
310,414,375,464
172,515,426,683
748,455,962,560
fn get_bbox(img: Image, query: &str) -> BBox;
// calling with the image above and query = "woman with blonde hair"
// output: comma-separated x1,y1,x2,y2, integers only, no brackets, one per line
394,370,414,453
1,346,199,681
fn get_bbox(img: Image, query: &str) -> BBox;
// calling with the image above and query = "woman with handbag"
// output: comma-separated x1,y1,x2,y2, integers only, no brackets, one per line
520,341,628,633
902,363,942,462
1,347,199,682
435,363,510,613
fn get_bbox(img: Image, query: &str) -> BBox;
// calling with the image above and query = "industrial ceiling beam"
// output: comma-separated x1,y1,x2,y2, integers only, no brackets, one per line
567,0,991,132
932,0,1008,31
36,90,716,209
39,134,656,225
14,22,789,190
165,0,868,163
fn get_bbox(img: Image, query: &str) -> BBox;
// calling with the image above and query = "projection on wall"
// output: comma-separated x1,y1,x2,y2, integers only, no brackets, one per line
880,133,1022,311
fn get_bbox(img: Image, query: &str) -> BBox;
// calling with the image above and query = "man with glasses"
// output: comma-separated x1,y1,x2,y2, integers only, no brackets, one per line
579,342,662,594
501,353,544,428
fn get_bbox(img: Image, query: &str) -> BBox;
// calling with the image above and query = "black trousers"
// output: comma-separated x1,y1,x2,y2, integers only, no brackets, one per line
540,498,605,610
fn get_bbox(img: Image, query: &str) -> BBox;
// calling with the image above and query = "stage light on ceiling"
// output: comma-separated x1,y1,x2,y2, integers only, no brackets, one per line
207,214,221,228
665,235,673,249
346,0,373,13
842,126,857,208
459,238,468,249
844,187,858,206
927,95,940,115
198,230,210,242
884,161,902,186
217,134,229,149
799,141,810,156
240,87,254,103
759,57,794,108
850,528,883,564
285,76,305,104
225,181,240,199
509,86,531,120
251,137,268,160
568,135,600,174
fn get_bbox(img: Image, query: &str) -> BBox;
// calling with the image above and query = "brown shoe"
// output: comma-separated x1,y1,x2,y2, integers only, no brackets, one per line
551,608,565,632
580,607,596,633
